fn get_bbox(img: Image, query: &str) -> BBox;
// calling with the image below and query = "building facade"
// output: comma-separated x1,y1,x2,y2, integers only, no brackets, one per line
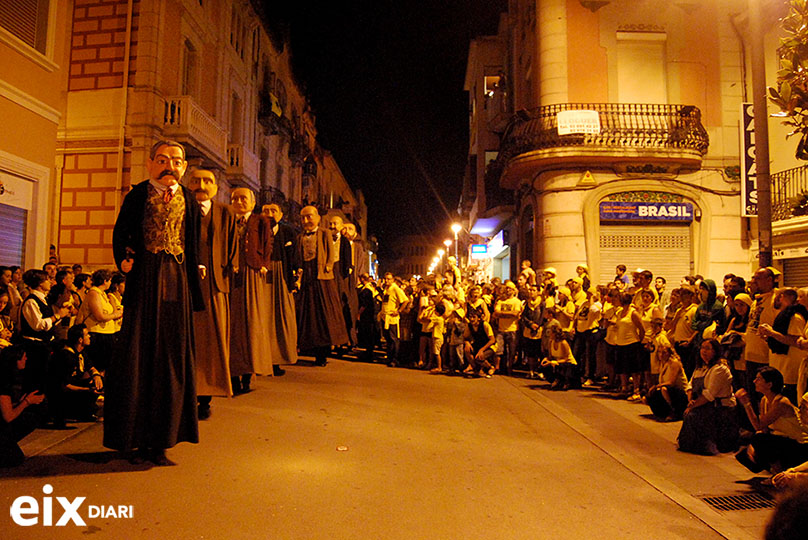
462,0,801,286
0,0,72,267
0,0,366,269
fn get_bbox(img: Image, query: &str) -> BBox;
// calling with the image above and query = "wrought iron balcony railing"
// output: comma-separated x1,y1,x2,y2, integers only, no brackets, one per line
772,164,808,221
489,103,709,188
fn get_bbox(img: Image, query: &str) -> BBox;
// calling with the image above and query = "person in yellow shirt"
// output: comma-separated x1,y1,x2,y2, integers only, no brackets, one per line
493,281,523,375
669,285,699,377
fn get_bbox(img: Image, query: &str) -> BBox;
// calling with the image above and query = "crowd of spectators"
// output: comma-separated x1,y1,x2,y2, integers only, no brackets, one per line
362,261,808,491
0,261,117,466
4,250,808,501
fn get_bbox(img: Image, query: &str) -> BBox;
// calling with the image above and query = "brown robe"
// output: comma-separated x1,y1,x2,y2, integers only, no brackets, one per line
194,201,239,396
230,213,275,376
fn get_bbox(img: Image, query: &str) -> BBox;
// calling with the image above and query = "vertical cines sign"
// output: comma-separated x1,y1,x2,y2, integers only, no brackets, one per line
741,103,758,217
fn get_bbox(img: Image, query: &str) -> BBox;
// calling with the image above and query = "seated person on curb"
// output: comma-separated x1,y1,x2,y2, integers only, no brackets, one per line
0,346,46,467
463,310,496,378
677,338,739,455
772,392,808,489
540,320,578,391
735,367,808,475
47,324,104,427
645,335,689,421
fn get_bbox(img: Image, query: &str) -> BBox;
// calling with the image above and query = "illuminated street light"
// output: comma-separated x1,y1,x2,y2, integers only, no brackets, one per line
443,239,452,249
451,223,462,261
437,249,445,257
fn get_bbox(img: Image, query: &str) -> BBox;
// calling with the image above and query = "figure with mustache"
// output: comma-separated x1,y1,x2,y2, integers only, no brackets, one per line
262,203,300,372
107,140,204,466
229,187,275,393
187,166,239,418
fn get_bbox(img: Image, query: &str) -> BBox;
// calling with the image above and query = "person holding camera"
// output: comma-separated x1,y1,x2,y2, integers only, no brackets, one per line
0,346,46,467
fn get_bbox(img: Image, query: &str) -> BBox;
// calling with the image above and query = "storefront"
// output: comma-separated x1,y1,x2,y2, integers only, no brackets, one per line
598,196,694,285
467,229,511,283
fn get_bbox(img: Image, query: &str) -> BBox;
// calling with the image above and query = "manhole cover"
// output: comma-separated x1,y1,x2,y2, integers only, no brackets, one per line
701,493,775,512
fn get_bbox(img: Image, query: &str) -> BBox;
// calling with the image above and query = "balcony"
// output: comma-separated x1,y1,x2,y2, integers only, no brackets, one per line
225,144,260,189
492,103,709,189
258,92,292,138
162,96,228,166
772,164,808,222
485,90,510,133
288,134,309,165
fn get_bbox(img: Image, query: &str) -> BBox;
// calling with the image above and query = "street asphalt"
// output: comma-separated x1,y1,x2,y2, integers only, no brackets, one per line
0,357,776,540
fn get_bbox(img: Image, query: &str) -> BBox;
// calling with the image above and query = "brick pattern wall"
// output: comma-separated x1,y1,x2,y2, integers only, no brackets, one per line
59,152,130,266
69,0,139,91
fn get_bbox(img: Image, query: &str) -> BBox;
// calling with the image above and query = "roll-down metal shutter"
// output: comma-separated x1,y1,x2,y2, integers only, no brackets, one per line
0,203,27,266
599,223,691,287
783,258,808,288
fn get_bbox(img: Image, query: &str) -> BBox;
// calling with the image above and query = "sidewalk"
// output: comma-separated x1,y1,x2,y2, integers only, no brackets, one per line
508,377,774,540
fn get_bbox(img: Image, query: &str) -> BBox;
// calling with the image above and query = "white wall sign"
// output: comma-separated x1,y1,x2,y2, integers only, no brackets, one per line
557,110,601,135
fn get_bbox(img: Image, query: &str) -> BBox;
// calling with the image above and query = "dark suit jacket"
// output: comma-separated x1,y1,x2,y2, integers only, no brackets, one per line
204,201,239,294
272,221,300,291
352,240,369,277
336,235,353,279
240,213,273,270
112,180,204,311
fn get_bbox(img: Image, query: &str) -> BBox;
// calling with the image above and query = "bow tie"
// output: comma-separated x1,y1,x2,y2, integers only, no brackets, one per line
304,231,316,236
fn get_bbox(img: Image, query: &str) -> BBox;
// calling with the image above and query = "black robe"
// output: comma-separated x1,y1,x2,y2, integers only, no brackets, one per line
104,180,204,452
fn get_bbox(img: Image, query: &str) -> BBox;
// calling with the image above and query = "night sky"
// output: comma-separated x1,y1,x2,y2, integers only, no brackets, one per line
272,1,507,252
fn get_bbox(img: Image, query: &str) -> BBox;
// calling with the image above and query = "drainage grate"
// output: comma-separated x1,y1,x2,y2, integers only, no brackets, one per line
701,493,775,512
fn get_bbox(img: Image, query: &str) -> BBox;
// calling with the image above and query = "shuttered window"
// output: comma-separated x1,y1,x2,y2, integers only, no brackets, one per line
0,203,27,266
0,0,49,54
599,224,691,287
783,258,808,288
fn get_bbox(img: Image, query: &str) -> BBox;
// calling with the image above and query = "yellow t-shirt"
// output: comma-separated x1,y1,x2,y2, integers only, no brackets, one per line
495,297,523,333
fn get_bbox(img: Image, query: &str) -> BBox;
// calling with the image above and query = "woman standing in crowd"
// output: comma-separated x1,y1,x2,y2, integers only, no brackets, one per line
678,338,739,455
612,292,645,397
79,269,123,373
635,288,663,400
107,272,126,333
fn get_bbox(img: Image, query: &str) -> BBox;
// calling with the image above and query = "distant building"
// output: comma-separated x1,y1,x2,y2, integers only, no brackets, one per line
384,235,441,279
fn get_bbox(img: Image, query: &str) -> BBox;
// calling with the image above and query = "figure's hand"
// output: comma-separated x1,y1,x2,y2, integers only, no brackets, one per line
113,306,124,320
734,388,749,405
121,258,134,274
92,375,104,392
758,323,773,338
199,266,207,280
260,267,268,277
55,305,71,319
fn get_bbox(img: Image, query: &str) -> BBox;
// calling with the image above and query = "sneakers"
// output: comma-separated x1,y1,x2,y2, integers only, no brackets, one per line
582,379,596,387
627,393,642,402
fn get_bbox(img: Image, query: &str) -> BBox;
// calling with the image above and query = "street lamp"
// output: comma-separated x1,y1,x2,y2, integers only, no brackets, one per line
450,223,461,260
